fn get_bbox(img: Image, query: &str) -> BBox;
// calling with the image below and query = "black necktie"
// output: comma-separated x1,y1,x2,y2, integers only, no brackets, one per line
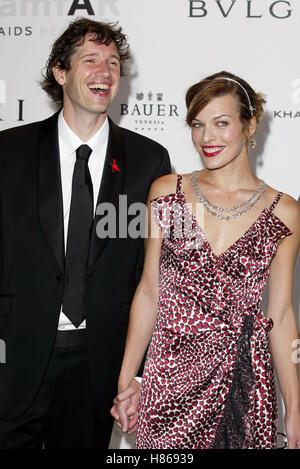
62,144,93,327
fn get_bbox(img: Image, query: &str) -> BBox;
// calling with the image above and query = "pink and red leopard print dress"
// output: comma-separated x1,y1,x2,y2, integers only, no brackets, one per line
136,175,292,449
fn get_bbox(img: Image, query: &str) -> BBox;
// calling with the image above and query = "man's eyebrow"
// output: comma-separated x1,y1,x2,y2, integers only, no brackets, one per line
109,54,121,62
80,52,120,61
80,52,97,59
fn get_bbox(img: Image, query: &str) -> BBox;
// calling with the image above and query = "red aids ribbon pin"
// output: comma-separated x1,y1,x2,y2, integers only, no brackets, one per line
112,159,120,173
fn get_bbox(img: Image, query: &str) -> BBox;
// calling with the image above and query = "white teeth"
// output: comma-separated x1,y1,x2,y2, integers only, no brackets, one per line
88,84,109,90
203,147,224,153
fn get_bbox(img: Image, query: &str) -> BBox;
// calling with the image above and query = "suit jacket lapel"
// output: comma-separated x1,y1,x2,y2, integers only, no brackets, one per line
38,112,65,275
88,118,126,269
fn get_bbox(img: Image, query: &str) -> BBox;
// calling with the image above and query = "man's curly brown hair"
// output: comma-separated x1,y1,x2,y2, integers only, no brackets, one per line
40,18,131,109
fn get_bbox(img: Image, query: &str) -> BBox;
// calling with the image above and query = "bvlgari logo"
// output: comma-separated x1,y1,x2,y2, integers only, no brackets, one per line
120,91,179,133
189,0,293,19
0,99,24,122
0,79,24,122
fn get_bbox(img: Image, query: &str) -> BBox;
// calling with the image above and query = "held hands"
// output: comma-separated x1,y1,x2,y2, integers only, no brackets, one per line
110,379,141,435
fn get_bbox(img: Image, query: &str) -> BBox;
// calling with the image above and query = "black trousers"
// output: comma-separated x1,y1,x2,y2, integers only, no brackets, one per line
0,329,113,449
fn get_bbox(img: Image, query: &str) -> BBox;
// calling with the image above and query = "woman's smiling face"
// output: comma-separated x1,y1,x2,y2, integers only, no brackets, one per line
191,93,254,170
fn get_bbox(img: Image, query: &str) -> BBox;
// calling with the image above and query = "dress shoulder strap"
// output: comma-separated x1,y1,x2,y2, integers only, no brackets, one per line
176,174,183,194
269,192,283,212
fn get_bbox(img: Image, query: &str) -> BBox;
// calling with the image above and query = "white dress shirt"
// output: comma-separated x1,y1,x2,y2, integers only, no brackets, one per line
57,111,109,330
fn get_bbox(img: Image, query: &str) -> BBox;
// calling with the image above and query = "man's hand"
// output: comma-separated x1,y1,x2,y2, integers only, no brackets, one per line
110,379,141,434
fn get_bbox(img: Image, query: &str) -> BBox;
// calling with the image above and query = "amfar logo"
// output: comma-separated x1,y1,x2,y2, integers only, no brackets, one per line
0,0,119,17
189,0,293,19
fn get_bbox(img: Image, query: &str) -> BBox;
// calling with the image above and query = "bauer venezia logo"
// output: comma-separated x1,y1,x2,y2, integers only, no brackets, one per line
120,90,179,133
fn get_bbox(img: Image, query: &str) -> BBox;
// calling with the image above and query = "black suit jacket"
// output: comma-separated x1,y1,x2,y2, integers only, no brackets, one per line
0,112,171,422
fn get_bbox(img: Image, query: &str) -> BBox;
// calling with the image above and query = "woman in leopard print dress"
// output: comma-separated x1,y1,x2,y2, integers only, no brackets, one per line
111,71,300,449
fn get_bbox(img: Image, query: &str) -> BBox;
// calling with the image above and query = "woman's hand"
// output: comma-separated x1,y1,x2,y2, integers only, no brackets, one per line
110,379,141,435
285,410,300,449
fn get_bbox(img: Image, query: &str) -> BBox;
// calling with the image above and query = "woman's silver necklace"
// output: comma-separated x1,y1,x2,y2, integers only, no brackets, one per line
190,171,266,221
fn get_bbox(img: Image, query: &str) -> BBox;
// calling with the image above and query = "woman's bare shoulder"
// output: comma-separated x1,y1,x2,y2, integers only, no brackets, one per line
148,173,179,200
267,184,300,233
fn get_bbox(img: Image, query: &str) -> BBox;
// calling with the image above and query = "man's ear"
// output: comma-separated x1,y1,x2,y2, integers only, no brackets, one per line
52,65,66,86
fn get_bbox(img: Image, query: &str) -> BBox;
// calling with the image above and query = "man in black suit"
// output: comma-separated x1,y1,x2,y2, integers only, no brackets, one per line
0,18,170,449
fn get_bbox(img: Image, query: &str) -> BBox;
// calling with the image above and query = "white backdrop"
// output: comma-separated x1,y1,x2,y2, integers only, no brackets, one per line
0,0,299,449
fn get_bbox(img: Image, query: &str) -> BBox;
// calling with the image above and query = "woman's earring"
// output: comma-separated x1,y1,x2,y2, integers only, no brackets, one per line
248,136,256,149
